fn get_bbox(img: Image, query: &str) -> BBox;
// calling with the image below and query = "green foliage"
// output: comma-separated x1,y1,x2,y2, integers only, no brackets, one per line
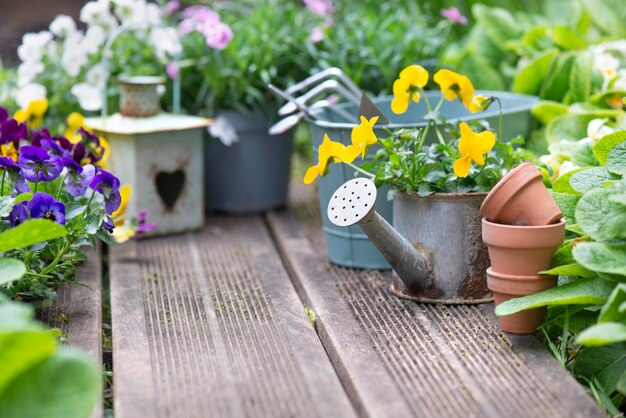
0,299,99,418
0,219,67,253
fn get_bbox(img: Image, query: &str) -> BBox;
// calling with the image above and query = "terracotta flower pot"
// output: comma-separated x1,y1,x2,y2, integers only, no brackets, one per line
487,268,557,334
482,218,565,275
480,162,562,226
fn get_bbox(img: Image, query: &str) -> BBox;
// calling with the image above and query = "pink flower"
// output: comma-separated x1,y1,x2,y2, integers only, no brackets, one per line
166,61,179,79
440,7,468,25
182,6,219,22
303,0,334,16
162,1,180,16
201,21,233,50
309,26,324,43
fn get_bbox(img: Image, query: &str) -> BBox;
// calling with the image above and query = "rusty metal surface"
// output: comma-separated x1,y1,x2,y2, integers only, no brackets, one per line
278,182,604,418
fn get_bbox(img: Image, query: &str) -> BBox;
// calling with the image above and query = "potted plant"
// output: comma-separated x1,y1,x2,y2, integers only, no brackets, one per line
304,65,531,302
305,64,537,269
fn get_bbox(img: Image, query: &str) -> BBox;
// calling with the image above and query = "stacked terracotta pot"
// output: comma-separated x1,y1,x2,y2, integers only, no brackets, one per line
480,162,565,334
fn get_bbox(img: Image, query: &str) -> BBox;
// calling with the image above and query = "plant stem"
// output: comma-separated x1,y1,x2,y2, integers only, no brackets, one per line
344,162,375,179
560,307,570,368
82,189,97,220
39,239,71,277
495,97,504,141
419,87,433,114
0,171,6,193
56,173,68,200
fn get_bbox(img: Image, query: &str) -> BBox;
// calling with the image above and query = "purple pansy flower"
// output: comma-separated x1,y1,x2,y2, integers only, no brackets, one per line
102,215,115,233
63,158,95,196
0,107,7,122
135,209,157,237
5,202,29,227
0,156,30,193
18,145,63,182
30,128,51,146
89,168,121,215
40,138,72,159
75,128,104,164
27,192,66,225
0,119,27,146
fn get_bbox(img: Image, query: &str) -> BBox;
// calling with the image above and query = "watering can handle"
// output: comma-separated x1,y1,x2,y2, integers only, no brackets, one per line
100,21,182,118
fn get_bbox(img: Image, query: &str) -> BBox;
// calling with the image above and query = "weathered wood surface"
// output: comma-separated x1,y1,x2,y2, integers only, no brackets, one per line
39,244,103,418
266,182,605,418
109,216,355,418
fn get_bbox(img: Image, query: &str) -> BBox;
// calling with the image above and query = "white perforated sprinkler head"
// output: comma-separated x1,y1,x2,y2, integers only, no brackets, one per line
327,178,377,227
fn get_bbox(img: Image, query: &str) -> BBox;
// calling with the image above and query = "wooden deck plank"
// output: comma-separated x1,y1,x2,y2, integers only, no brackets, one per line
266,182,605,418
40,244,103,418
109,216,356,418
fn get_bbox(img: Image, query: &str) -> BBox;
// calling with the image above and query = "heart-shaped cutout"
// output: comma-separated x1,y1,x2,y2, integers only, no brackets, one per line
155,169,185,210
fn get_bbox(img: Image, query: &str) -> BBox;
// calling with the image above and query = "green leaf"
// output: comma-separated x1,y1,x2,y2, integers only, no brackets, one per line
495,277,614,316
569,167,618,194
618,370,626,395
575,188,626,241
598,284,626,323
472,4,521,47
552,192,581,224
553,169,582,194
0,258,27,286
606,141,626,176
540,263,595,278
512,50,558,96
531,101,568,125
593,130,626,166
568,52,592,103
0,194,33,218
573,243,626,277
546,114,588,143
574,343,626,394
0,347,100,418
0,219,68,253
551,239,576,266
571,141,598,167
581,0,626,37
577,323,626,346
551,27,586,51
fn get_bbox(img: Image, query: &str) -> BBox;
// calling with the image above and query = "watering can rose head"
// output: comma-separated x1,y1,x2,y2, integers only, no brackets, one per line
304,65,526,195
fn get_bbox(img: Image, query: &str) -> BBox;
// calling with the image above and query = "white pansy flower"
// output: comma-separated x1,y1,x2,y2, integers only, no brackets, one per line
558,161,580,177
62,32,88,76
71,83,103,111
80,0,114,27
83,25,107,55
17,61,45,87
146,2,161,25
17,31,53,63
150,27,182,58
50,15,77,38
209,116,239,146
15,83,47,109
586,118,614,142
86,63,107,88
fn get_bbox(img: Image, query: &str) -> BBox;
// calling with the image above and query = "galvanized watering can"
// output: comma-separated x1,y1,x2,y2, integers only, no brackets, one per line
328,178,492,304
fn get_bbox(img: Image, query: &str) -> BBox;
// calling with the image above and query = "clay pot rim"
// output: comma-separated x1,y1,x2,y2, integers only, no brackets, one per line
116,75,166,86
486,267,554,281
480,161,541,217
482,217,565,231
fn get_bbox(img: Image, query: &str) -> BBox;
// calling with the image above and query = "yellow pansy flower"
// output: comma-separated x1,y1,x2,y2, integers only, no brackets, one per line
467,95,491,113
341,116,379,163
14,98,49,128
112,224,137,244
112,184,132,221
391,65,429,114
65,112,88,143
96,137,111,168
1,142,19,162
304,134,346,184
433,69,475,109
453,122,496,178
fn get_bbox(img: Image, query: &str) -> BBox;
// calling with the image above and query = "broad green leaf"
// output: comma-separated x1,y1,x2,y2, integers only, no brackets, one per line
577,323,626,346
573,243,626,277
551,27,586,51
574,343,626,394
553,169,582,194
0,347,100,418
545,0,583,27
606,141,626,175
581,0,626,37
546,114,588,143
568,52,592,103
458,53,506,91
0,219,67,253
0,258,27,286
575,188,626,241
531,101,568,125
551,239,576,266
513,50,558,96
593,130,626,166
472,4,521,47
495,277,614,316
587,90,626,109
0,194,32,218
571,141,599,167
598,284,626,323
618,370,626,396
540,263,595,278
543,52,575,102
570,167,618,193
552,191,581,224
610,193,626,206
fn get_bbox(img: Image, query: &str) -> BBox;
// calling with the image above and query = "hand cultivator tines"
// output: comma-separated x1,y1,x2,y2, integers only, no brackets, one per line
268,67,388,135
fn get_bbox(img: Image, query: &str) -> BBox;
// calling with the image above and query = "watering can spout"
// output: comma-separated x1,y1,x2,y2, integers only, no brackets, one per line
327,178,432,293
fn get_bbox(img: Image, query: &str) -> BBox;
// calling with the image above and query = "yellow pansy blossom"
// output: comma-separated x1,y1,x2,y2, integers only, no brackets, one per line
96,137,111,168
1,143,19,162
467,95,491,113
112,184,132,221
14,98,49,128
341,116,379,163
391,65,429,114
304,134,346,184
112,224,137,244
453,122,496,178
65,112,88,143
433,69,475,110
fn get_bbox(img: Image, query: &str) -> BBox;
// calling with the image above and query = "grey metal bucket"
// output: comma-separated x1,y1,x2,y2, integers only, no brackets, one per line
205,110,293,213
307,90,538,269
